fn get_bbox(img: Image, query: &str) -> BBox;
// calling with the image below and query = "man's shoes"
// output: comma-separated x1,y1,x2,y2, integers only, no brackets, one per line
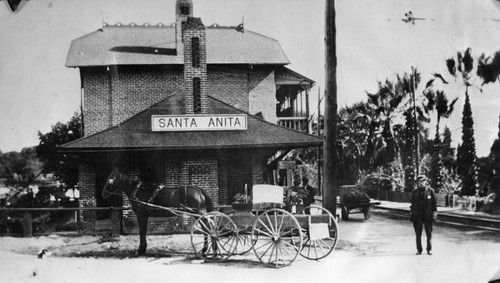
416,251,422,255
427,251,432,255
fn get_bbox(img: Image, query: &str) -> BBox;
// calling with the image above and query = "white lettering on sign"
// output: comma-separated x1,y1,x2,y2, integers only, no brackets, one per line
151,114,247,131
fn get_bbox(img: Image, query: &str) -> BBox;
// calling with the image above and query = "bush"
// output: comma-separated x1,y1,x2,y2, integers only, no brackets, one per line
358,173,395,198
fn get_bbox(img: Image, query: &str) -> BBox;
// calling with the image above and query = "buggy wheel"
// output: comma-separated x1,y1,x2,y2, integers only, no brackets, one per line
298,205,339,260
190,212,237,261
341,206,349,221
251,209,302,268
363,205,372,220
232,227,254,255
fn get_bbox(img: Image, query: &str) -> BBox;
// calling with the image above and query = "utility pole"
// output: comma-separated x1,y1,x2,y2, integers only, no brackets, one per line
411,66,420,186
323,0,338,215
402,11,427,188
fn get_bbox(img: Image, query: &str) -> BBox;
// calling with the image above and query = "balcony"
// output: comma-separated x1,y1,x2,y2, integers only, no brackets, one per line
277,117,309,132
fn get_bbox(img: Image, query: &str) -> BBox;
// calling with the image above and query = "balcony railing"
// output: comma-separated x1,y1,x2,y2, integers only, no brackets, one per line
277,117,309,132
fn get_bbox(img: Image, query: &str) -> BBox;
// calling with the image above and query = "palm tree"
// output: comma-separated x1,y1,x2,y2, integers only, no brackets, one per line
477,50,500,87
446,47,480,196
422,89,458,191
365,72,416,168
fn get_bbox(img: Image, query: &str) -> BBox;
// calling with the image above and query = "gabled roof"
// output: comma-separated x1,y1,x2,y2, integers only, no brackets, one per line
60,92,322,152
66,24,290,67
275,66,315,86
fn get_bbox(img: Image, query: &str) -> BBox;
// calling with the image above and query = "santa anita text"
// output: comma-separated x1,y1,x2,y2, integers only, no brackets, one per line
151,115,248,131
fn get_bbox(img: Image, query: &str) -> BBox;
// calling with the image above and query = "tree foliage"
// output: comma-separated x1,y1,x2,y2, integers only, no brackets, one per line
489,116,500,203
36,112,82,187
446,48,480,196
0,147,42,185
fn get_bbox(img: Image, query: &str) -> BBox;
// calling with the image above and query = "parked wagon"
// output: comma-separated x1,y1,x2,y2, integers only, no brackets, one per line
190,185,339,268
102,171,338,268
337,190,380,221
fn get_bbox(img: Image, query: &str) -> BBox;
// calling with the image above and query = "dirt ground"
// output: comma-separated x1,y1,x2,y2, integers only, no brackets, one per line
1,213,500,283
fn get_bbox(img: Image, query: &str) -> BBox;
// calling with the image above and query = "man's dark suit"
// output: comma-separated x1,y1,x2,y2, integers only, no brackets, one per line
410,185,437,254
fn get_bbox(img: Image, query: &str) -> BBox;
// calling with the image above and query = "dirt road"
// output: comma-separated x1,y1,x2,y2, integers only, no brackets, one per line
0,212,499,283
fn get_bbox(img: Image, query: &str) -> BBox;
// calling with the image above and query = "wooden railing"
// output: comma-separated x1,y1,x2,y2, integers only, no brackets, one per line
277,117,309,132
0,207,125,237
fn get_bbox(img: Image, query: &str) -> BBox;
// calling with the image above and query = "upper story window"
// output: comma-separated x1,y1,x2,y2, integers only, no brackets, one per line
193,77,202,113
180,6,190,16
191,37,200,68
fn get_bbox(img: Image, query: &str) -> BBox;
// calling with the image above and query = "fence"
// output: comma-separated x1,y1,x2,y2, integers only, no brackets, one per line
0,207,124,237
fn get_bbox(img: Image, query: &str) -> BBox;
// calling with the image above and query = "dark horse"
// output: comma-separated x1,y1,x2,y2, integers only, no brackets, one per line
102,169,214,255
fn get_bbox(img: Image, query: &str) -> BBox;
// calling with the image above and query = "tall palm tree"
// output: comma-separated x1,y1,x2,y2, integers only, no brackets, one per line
365,72,416,168
477,50,500,87
423,90,458,142
422,89,458,191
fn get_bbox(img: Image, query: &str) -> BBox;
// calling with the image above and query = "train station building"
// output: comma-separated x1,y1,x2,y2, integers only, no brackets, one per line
61,0,322,232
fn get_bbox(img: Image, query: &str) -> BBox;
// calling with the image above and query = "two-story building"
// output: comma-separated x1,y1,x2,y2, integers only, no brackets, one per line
61,0,322,232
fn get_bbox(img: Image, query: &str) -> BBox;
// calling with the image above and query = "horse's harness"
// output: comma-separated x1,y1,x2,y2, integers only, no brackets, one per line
129,181,189,205
105,174,194,215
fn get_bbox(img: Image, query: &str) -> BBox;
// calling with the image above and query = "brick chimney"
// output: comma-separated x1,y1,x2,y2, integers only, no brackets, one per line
175,0,193,57
182,17,207,114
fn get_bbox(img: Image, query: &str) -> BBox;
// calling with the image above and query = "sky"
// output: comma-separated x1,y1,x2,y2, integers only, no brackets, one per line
0,0,500,157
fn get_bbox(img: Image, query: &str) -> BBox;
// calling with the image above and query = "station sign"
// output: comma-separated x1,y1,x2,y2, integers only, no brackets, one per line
151,114,247,131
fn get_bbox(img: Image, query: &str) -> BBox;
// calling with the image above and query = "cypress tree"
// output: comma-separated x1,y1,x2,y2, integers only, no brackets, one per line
458,93,479,195
490,115,500,203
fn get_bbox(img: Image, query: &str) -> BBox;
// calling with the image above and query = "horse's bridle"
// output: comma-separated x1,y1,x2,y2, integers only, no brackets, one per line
102,170,122,199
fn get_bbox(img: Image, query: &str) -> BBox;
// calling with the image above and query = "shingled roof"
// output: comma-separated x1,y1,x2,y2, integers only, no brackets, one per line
60,92,322,152
66,24,290,67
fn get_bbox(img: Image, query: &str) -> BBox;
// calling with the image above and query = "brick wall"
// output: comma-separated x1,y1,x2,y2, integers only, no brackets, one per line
82,66,277,136
218,155,228,204
82,66,184,136
164,154,219,206
208,68,249,111
77,162,96,230
251,149,266,185
208,68,276,123
249,70,277,123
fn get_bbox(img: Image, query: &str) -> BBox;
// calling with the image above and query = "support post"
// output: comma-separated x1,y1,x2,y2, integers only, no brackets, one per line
111,208,120,237
323,0,338,215
22,211,33,237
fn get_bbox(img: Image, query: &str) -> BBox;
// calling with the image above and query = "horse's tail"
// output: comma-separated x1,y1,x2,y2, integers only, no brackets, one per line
200,188,214,212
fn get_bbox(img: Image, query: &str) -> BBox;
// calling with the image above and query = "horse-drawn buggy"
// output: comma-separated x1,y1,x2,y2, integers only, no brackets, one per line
103,169,339,268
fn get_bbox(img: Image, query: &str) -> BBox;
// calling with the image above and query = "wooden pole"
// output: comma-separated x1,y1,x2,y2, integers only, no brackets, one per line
22,211,33,237
323,0,338,215
317,87,322,195
411,67,419,187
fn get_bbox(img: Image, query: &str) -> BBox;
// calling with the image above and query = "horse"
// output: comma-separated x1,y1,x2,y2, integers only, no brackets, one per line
102,168,214,255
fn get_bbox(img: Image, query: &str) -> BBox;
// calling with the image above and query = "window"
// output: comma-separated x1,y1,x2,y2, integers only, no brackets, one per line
191,37,200,68
193,77,201,113
180,6,190,16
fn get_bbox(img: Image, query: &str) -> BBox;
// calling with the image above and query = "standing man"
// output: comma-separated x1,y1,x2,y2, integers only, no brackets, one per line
410,176,438,255
301,177,316,214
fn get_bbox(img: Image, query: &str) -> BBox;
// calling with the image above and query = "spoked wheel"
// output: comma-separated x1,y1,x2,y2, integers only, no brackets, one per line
190,212,238,260
362,205,372,220
251,209,302,268
297,205,339,260
232,228,254,255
